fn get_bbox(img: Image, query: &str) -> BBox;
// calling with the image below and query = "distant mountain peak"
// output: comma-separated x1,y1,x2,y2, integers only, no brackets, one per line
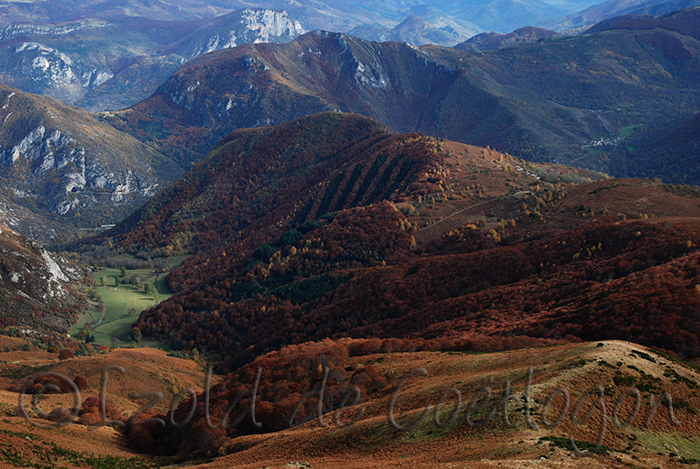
586,5,700,39
348,12,480,47
539,0,700,32
395,15,433,31
455,25,557,51
179,8,305,59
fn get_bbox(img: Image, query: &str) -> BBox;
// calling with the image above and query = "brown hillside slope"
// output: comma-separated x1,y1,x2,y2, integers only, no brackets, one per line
88,113,441,291
89,113,591,293
2,341,698,467
119,340,700,468
0,346,215,468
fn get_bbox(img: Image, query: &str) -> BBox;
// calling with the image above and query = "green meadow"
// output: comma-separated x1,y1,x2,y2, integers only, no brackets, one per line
619,125,638,138
70,257,188,348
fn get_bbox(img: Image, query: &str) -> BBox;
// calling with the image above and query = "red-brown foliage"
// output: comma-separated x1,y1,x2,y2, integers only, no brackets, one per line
78,397,124,426
124,338,403,458
92,114,445,294
349,365,386,394
124,335,559,458
122,408,171,454
73,376,88,391
135,218,700,373
9,374,78,395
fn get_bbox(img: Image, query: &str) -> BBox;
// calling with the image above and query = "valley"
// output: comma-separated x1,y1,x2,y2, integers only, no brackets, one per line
70,264,174,349
0,2,699,468
68,254,189,349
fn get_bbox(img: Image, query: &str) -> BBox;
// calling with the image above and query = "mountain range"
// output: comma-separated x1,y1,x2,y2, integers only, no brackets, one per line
104,31,491,167
0,8,306,111
0,0,601,34
3,0,668,111
586,3,700,36
539,0,700,32
0,5,696,249
106,12,700,185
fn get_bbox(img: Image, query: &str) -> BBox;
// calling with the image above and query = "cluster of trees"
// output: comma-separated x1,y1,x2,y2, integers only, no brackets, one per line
8,374,88,395
0,329,79,357
78,397,123,426
417,225,497,255
122,275,159,301
0,325,104,361
78,246,157,271
94,266,161,302
75,323,95,344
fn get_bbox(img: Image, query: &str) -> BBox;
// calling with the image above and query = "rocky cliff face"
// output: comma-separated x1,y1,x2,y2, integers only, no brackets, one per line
0,41,114,103
2,124,160,213
178,9,305,59
0,84,182,227
0,223,84,332
0,19,112,40
0,195,76,245
0,9,306,111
